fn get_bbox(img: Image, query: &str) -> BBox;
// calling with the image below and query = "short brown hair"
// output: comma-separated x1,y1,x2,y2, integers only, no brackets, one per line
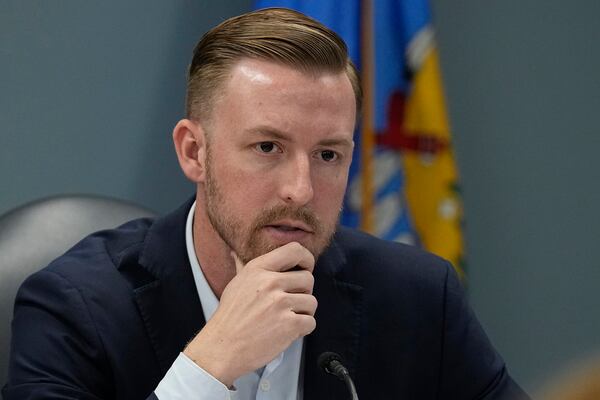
185,7,362,121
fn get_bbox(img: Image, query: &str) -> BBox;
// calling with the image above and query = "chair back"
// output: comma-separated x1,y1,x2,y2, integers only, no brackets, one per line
0,194,157,385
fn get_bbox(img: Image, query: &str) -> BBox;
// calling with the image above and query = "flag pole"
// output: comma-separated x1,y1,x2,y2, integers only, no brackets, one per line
360,0,375,233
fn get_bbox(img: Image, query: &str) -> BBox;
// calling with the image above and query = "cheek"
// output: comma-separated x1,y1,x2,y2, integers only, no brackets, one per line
313,171,347,208
213,150,254,186
217,162,273,206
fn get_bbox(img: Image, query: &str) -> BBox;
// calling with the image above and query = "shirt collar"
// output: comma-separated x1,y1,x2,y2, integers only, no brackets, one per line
185,201,219,321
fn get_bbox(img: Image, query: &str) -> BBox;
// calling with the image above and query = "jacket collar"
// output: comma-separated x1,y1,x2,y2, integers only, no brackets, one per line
135,196,205,374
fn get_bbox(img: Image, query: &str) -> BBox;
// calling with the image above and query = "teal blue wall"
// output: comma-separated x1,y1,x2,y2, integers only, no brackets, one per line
1,1,249,215
431,0,600,392
2,0,599,393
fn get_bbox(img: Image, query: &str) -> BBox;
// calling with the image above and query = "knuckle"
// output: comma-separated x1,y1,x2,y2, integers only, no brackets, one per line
309,296,318,313
273,291,289,308
305,256,316,272
289,314,316,337
282,294,294,309
304,316,316,335
264,273,279,290
290,313,304,328
256,272,278,292
305,272,315,290
296,271,314,293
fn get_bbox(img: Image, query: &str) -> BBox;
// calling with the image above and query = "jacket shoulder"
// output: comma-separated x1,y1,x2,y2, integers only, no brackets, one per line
332,226,454,286
31,217,156,293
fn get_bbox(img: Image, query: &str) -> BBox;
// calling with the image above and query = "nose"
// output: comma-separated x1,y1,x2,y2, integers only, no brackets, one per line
279,153,314,206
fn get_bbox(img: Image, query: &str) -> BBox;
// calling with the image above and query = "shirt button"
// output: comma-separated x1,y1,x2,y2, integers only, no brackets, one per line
260,379,271,391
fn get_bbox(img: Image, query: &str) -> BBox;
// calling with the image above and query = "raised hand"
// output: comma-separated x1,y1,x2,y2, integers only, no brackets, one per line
183,241,317,387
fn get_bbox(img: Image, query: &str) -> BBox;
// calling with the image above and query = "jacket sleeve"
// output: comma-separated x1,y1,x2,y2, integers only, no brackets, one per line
2,269,155,400
437,262,530,400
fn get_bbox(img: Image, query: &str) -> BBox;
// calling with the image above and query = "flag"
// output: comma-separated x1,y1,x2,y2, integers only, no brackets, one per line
253,0,464,276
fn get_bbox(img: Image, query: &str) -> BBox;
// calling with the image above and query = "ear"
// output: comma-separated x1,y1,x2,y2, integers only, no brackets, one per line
172,119,207,183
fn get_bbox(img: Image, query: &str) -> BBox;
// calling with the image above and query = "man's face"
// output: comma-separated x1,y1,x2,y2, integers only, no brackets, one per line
202,58,356,264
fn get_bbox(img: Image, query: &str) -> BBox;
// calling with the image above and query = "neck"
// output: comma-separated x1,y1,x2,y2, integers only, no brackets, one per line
192,196,236,298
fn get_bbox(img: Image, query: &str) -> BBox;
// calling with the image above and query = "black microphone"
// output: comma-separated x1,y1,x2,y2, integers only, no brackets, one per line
318,351,359,400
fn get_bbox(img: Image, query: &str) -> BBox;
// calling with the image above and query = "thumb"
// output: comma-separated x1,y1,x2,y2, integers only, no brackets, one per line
231,251,244,275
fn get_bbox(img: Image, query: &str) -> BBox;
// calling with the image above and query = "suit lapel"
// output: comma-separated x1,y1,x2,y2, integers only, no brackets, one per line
129,198,365,396
134,198,206,374
304,238,364,400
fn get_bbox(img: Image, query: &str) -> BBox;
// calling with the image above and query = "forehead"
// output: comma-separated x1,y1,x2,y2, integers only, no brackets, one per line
210,58,356,139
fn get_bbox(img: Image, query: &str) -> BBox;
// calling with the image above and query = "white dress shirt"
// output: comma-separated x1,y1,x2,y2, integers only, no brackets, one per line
154,202,304,399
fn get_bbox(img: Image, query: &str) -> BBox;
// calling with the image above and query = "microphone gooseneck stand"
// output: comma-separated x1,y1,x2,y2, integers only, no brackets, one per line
318,352,359,400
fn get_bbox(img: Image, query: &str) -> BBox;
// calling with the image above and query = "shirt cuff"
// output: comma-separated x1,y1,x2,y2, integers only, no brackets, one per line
154,352,235,400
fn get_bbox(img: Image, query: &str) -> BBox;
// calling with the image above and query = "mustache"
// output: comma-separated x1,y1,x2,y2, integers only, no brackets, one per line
252,205,322,234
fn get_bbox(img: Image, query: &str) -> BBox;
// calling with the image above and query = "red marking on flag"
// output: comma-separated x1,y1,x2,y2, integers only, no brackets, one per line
376,91,448,154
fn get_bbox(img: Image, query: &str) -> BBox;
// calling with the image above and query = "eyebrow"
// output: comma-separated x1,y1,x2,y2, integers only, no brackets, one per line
246,126,354,148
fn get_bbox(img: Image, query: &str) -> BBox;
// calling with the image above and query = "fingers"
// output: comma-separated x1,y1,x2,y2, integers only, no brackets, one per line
247,242,315,273
277,270,314,294
285,293,318,316
231,243,315,294
293,314,317,337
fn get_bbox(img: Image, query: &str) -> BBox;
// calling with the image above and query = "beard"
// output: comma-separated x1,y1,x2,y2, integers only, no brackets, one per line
204,145,338,264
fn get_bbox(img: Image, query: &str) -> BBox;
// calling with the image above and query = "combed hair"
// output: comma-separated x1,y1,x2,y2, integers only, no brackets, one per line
185,7,362,121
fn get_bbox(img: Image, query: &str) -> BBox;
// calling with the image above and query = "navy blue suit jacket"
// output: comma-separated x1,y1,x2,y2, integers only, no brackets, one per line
3,198,528,399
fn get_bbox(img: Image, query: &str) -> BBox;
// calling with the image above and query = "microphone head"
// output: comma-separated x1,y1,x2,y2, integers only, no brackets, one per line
318,351,343,373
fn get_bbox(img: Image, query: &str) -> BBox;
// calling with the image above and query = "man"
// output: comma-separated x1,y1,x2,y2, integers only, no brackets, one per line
3,8,528,400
